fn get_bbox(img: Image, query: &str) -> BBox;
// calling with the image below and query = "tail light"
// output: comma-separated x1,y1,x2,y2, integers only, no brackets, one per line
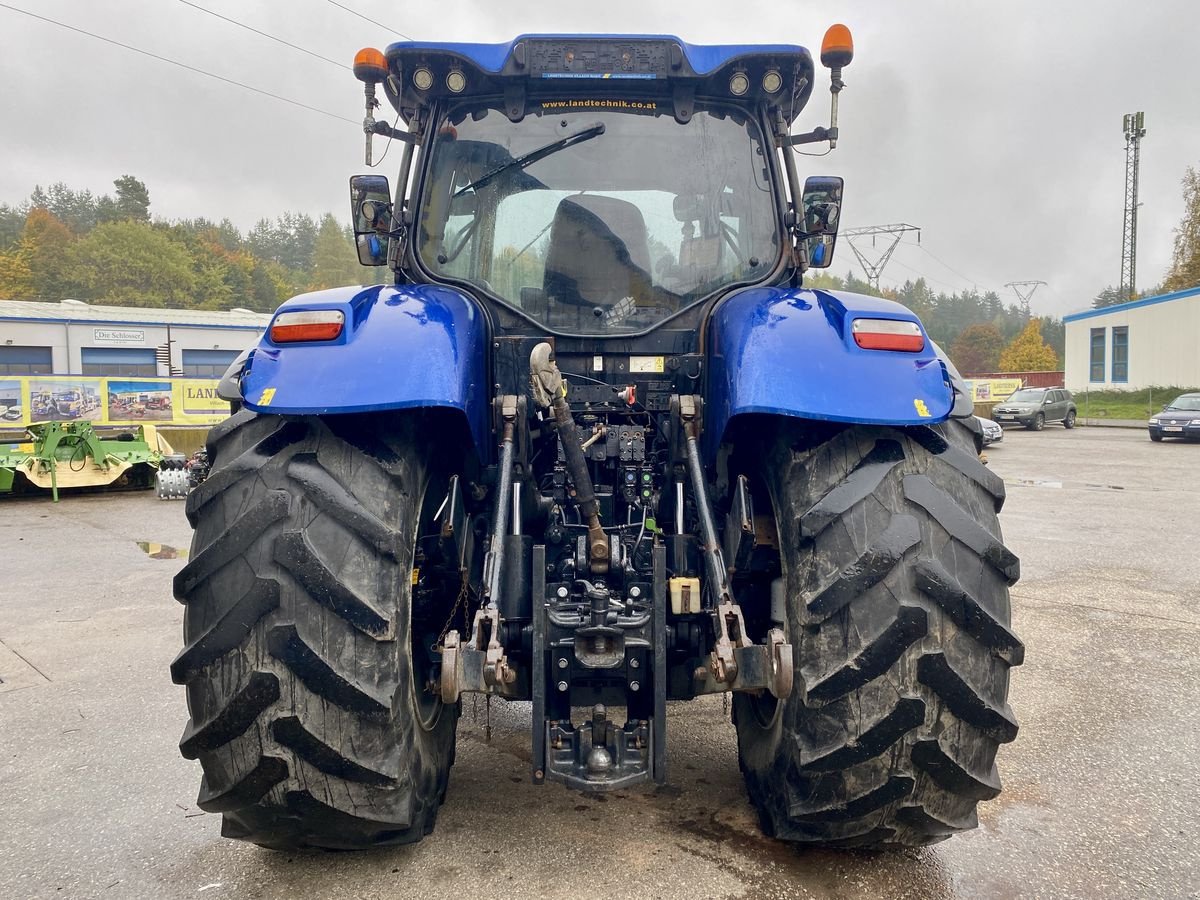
851,318,925,352
270,310,345,343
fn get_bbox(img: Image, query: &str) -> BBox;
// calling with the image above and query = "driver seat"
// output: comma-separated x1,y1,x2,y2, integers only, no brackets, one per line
542,195,652,309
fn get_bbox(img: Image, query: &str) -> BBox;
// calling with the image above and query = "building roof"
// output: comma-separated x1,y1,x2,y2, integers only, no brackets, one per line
1063,285,1200,323
0,299,270,329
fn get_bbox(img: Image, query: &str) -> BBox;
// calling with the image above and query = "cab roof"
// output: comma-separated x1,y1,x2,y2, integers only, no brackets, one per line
380,34,815,123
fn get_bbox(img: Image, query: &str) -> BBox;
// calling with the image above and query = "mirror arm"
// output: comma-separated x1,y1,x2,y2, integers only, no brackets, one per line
368,120,417,143
785,126,838,146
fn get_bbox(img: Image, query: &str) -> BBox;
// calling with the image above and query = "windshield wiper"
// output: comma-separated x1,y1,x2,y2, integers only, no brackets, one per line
453,122,606,198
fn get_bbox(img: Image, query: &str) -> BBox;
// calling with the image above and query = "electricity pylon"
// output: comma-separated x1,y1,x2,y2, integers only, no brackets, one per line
842,223,921,291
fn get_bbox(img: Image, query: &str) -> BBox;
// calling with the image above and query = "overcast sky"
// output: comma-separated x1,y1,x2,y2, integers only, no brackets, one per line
1,0,1197,316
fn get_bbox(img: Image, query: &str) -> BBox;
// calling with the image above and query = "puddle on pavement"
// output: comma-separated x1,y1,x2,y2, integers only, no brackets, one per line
136,541,188,560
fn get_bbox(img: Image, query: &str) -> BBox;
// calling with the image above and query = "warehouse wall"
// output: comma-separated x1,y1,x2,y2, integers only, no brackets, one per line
1064,289,1200,390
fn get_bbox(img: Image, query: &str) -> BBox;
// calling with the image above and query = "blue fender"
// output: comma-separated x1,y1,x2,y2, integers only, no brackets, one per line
240,284,490,461
704,286,954,460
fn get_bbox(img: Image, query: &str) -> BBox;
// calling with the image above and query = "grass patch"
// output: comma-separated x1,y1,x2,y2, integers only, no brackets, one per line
1076,386,1200,420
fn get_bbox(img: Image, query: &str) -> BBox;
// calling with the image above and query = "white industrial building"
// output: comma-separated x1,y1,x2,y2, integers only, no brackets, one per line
0,299,269,378
1063,285,1200,391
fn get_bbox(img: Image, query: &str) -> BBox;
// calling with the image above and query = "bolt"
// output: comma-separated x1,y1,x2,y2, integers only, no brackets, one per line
629,680,640,692
628,585,642,599
630,658,640,669
557,681,568,692
555,586,569,599
558,657,569,669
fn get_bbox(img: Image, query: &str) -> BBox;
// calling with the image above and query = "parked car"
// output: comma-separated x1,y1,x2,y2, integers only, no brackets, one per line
992,387,1077,430
3,404,22,421
978,416,1004,446
1147,392,1200,442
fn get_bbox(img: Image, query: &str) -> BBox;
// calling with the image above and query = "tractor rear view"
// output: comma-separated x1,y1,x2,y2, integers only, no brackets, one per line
173,26,1021,850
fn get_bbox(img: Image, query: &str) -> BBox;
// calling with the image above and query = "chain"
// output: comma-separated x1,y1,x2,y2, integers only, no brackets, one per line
435,568,472,649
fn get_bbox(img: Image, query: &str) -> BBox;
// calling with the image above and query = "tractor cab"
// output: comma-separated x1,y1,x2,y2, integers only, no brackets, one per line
348,34,851,336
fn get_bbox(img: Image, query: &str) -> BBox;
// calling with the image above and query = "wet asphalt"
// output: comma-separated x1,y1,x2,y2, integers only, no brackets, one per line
0,425,1197,899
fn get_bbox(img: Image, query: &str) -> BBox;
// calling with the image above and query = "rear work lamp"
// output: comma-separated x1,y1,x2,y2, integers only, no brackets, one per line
851,318,925,352
270,310,345,343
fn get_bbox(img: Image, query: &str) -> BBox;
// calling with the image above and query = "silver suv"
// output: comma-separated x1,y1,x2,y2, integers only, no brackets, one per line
992,387,1077,431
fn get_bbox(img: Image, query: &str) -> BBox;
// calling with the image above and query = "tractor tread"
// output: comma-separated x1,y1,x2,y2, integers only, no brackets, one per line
175,411,457,850
287,452,402,558
273,530,394,639
174,491,290,598
914,558,1025,665
917,651,1019,742
196,756,289,813
271,715,399,786
178,671,280,760
798,439,905,538
802,514,921,618
265,624,392,717
902,474,1020,584
803,603,927,702
170,578,280,684
735,420,1021,848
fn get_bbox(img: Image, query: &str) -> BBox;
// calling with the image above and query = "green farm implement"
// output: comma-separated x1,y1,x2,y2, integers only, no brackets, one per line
0,421,174,501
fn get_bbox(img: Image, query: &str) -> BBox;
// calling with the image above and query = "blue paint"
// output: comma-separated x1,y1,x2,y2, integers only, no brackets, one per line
239,284,490,461
383,35,808,77
704,286,954,460
1062,284,1200,322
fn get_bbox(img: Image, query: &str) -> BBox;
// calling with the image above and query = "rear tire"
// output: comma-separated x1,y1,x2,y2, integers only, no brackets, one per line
1063,411,1076,429
733,418,1023,847
172,410,458,850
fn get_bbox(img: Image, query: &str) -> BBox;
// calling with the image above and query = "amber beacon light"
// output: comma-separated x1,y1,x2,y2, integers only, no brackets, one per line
820,24,854,69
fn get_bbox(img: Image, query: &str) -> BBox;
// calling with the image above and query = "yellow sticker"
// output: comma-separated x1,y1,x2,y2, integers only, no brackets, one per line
630,356,665,374
913,398,931,418
258,387,277,406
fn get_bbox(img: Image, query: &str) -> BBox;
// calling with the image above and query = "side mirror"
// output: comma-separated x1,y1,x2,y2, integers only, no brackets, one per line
800,175,843,268
349,174,393,266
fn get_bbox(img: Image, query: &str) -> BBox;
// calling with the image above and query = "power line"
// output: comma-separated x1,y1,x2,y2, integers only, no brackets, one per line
321,0,413,40
0,3,357,125
176,1,348,70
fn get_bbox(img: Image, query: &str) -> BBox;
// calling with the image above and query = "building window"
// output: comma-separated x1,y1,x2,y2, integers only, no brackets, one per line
181,349,240,377
81,347,157,376
1089,328,1106,382
0,345,53,375
1111,327,1128,383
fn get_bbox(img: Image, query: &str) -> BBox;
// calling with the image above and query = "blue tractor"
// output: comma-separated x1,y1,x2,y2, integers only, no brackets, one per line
173,27,1022,850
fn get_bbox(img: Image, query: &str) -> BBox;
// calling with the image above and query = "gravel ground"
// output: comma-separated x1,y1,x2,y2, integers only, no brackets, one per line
0,425,1197,899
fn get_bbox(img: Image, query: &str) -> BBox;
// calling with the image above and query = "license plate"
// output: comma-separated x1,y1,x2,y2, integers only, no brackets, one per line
1164,426,1184,432
996,415,1013,421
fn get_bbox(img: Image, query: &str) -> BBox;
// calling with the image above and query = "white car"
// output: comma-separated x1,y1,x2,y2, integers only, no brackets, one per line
977,416,1003,446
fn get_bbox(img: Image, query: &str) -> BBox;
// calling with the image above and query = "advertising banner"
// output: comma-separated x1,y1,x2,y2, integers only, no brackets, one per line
0,376,229,428
965,378,1024,403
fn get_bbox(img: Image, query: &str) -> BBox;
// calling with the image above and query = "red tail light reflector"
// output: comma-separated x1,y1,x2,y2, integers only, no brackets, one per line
270,310,345,343
851,318,925,352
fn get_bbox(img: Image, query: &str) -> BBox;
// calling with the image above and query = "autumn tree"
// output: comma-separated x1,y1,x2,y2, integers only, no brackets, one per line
949,323,1006,374
23,208,77,298
1163,165,1200,292
998,319,1058,372
0,240,34,299
67,220,197,307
